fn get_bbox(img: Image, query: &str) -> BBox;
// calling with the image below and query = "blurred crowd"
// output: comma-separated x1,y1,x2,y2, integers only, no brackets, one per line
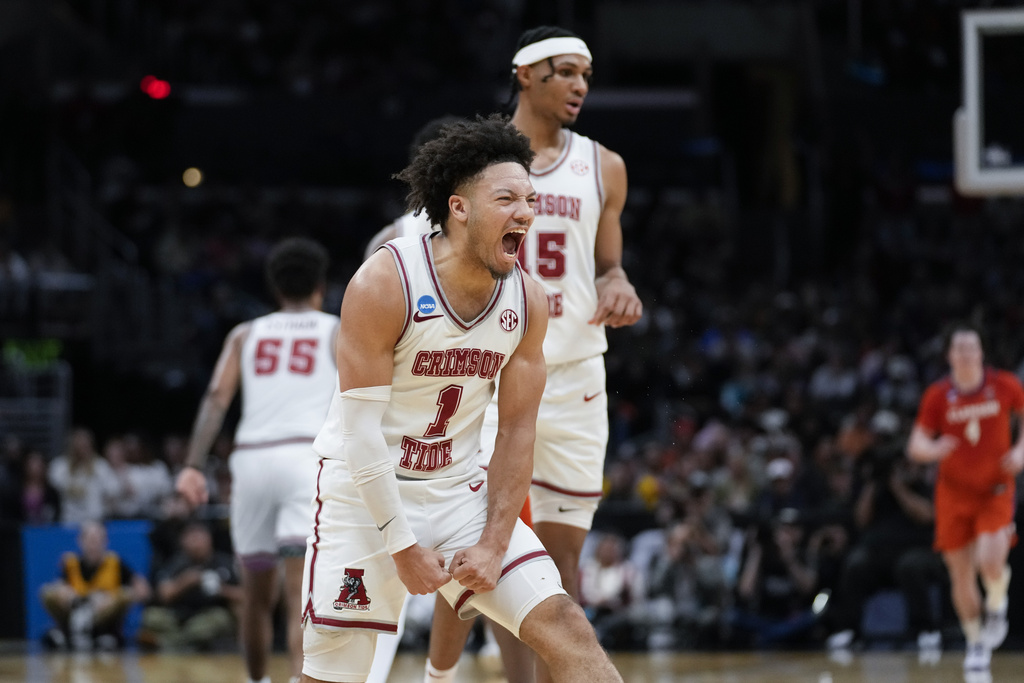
7,134,1024,653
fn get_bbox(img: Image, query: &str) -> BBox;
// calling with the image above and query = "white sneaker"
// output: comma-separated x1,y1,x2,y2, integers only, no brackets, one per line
917,630,942,650
981,605,1008,650
826,629,854,651
964,641,991,672
964,671,993,683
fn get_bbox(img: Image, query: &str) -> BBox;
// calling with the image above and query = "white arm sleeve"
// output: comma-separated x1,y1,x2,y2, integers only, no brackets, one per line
312,385,417,555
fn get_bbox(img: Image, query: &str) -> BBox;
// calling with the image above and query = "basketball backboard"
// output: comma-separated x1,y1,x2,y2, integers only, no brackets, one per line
955,8,1024,196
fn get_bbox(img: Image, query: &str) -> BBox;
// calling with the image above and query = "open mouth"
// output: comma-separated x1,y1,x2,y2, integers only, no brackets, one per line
502,228,527,256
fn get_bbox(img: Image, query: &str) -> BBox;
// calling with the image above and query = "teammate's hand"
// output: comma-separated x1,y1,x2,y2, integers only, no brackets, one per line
590,272,642,328
392,544,449,595
1001,447,1024,475
175,466,209,507
448,544,503,593
931,435,958,462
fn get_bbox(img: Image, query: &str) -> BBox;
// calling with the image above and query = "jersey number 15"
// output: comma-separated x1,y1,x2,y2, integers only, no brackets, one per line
517,231,566,278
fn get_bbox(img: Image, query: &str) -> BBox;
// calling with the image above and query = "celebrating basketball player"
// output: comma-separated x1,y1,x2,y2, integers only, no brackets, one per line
298,114,622,683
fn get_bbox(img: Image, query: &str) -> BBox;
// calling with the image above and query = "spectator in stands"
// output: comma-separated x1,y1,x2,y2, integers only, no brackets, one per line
4,447,62,524
105,434,173,519
752,456,806,520
825,442,946,653
728,508,820,648
1,433,23,483
138,521,242,651
40,520,150,650
644,519,728,649
48,427,122,524
579,531,644,651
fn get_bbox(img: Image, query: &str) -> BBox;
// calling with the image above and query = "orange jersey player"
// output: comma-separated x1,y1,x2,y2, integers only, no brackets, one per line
908,322,1024,674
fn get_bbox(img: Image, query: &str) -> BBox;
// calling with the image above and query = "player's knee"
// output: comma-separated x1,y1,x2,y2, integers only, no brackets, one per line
519,594,596,656
302,622,378,682
977,553,1006,580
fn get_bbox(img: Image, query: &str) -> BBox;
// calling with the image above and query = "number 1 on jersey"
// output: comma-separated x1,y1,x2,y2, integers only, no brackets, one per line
424,384,463,438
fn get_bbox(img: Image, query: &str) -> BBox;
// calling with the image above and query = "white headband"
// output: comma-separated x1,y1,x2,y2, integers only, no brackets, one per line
511,37,592,72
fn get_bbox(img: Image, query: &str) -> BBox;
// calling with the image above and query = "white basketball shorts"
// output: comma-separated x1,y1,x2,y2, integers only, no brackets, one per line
481,354,608,529
229,438,318,567
301,457,565,682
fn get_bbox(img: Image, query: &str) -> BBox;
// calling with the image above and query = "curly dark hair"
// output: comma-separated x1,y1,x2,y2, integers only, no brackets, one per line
406,114,463,164
507,25,584,103
392,114,535,232
265,237,329,302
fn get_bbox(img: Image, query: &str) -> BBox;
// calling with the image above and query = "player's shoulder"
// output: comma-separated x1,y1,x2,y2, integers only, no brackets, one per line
922,376,952,400
346,246,405,305
396,211,434,238
990,368,1024,390
226,319,254,345
575,131,623,167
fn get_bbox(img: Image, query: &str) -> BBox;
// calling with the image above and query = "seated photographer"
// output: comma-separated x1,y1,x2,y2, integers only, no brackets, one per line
137,521,242,651
825,443,946,651
728,508,820,648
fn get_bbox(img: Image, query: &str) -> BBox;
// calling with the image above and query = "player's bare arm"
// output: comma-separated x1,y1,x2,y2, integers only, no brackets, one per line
1001,409,1024,474
450,276,549,593
335,249,449,595
176,321,249,506
590,145,642,328
328,319,341,369
906,424,958,464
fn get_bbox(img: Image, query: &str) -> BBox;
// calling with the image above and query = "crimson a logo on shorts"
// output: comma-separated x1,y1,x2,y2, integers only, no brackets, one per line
499,309,519,332
570,159,589,176
333,568,371,611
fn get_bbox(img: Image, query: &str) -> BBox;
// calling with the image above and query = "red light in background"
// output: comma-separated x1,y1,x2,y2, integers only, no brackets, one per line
140,75,171,100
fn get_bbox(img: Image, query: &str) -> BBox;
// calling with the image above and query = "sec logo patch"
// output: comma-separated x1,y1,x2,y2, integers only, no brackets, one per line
500,309,519,332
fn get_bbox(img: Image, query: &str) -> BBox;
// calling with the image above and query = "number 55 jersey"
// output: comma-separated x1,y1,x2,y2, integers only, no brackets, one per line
236,309,339,448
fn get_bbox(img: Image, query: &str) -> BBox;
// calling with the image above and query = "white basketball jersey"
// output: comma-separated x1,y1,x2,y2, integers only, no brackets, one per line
235,310,339,446
394,211,434,239
519,130,606,366
382,234,529,480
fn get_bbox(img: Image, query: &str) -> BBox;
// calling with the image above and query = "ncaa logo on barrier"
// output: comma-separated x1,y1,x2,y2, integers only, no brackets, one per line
500,309,519,332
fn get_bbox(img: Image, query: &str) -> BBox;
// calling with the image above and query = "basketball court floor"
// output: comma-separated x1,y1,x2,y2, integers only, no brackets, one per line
0,649,1017,683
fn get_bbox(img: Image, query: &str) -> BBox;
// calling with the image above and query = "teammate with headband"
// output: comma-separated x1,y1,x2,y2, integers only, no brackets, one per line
423,26,643,683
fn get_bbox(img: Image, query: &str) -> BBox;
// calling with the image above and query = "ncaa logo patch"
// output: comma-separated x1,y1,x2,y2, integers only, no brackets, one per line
417,295,438,316
333,568,371,611
570,159,589,176
500,309,519,332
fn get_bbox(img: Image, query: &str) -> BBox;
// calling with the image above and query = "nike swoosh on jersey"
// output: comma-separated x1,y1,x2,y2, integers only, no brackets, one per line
469,481,483,492
413,312,443,322
558,505,579,513
377,516,396,532
583,392,602,402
